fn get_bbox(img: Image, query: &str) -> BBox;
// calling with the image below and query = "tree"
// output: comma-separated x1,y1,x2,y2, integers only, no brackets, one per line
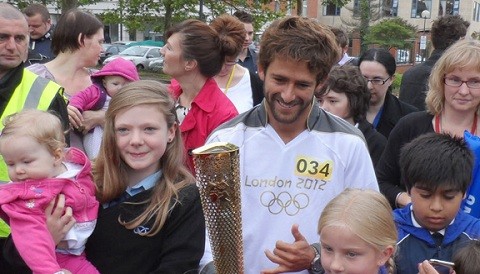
363,18,417,49
101,0,289,42
14,0,100,13
322,0,391,53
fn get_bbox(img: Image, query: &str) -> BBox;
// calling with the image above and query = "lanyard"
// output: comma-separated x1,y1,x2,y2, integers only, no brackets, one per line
434,113,477,134
224,64,236,94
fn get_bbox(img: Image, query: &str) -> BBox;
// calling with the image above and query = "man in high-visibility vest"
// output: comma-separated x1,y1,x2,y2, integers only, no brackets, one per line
0,2,68,250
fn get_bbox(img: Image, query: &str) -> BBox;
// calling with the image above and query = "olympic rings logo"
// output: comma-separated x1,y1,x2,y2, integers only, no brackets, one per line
260,191,309,216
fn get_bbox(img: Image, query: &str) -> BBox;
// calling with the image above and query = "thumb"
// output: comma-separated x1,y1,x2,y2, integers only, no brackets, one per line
291,223,307,242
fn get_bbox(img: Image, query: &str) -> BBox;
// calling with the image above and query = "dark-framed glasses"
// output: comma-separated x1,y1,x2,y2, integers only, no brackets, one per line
444,77,480,89
364,77,391,86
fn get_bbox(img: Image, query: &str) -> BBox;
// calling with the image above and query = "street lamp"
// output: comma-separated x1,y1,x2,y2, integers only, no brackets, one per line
420,10,430,62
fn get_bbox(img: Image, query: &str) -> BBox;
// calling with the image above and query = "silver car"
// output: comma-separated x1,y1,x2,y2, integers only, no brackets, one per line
103,46,162,70
148,57,164,72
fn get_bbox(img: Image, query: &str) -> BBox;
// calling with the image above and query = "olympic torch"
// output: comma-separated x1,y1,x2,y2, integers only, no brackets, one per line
192,142,244,274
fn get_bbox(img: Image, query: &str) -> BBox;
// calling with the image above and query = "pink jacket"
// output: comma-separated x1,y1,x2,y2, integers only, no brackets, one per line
169,78,238,172
0,148,99,274
69,57,139,111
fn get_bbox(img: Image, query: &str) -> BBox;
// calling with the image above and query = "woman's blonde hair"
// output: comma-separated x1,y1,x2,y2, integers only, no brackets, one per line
426,39,480,115
318,189,397,274
94,80,194,236
0,109,66,154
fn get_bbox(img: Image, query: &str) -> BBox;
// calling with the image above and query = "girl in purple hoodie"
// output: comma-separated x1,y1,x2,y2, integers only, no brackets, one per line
68,57,139,159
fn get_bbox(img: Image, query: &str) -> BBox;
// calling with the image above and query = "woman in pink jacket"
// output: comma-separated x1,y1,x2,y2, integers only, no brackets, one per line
161,19,239,173
0,109,99,274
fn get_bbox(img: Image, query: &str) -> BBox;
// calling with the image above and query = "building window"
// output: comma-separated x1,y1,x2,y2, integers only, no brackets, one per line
383,0,398,16
474,1,480,22
439,0,460,16
353,0,360,16
324,3,341,15
411,0,432,18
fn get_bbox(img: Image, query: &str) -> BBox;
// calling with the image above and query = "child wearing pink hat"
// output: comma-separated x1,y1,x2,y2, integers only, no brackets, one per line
68,57,139,158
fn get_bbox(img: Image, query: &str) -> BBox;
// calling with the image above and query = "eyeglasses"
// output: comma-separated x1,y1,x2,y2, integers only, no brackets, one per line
364,77,391,86
444,77,480,89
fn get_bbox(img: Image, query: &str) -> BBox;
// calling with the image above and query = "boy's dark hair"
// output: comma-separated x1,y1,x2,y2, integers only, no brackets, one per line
330,27,348,48
400,133,473,193
233,10,253,24
431,15,469,50
316,65,370,123
453,240,480,274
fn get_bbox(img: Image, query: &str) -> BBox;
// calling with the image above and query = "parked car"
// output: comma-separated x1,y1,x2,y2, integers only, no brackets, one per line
99,43,128,64
148,57,164,72
103,46,162,70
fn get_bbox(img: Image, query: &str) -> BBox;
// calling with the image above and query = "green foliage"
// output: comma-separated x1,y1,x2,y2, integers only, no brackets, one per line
392,73,402,96
321,0,351,7
363,18,416,49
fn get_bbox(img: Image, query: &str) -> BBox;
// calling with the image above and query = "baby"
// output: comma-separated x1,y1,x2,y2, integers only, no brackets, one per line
68,57,139,158
0,109,99,274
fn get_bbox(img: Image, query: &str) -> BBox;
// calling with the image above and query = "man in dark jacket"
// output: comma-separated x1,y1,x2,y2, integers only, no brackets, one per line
23,3,55,64
399,15,469,110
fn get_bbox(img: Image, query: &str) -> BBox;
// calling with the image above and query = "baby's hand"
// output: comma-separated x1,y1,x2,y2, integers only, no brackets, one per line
67,105,83,130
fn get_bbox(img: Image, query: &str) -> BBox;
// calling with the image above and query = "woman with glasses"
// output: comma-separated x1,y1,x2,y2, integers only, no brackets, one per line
376,39,480,209
210,14,264,114
358,48,418,138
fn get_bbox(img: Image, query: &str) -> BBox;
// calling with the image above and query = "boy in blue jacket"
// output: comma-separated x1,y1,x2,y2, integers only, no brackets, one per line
394,133,480,274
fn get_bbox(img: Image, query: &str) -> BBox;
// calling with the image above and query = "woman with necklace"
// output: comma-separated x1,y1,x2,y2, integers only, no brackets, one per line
160,19,238,173
210,14,264,114
376,39,480,209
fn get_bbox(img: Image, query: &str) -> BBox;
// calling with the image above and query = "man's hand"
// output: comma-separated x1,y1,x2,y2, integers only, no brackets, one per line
46,194,76,245
261,224,316,274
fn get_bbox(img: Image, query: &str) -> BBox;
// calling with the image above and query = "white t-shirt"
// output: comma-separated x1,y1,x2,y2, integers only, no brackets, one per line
200,103,378,273
221,70,253,114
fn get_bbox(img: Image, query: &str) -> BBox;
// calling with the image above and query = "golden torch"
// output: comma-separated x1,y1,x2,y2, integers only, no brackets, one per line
192,142,244,274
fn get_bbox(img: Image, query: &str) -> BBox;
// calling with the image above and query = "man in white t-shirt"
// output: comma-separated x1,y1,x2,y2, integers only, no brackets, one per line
200,16,379,274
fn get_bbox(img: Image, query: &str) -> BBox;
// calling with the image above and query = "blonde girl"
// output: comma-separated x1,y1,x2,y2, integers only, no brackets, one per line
318,188,396,274
87,80,205,273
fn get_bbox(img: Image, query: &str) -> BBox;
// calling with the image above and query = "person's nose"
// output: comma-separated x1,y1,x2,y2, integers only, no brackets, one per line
430,196,444,212
321,102,330,113
329,254,345,272
15,165,25,175
281,83,296,103
458,82,470,95
129,130,144,146
4,36,17,50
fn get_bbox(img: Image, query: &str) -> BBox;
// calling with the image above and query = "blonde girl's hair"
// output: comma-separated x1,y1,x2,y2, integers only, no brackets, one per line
94,80,194,236
0,109,66,154
318,188,397,274
426,39,480,115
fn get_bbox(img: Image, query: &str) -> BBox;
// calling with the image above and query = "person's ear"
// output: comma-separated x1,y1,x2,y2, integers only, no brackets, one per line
258,65,265,81
77,33,85,47
167,122,177,144
377,245,394,267
53,148,64,167
184,59,197,72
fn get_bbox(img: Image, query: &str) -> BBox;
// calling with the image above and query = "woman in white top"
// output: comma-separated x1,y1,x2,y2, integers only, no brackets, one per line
210,14,263,114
